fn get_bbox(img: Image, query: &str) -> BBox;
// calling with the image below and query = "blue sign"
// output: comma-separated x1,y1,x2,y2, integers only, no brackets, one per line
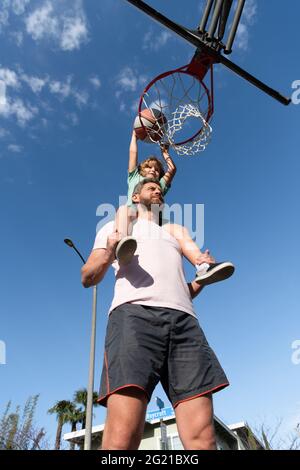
146,407,175,422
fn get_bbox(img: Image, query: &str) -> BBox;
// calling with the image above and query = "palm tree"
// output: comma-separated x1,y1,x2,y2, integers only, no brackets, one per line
65,406,85,450
73,388,100,430
48,400,74,450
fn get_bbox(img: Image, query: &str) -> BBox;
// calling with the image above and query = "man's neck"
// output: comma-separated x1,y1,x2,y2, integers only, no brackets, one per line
137,204,161,224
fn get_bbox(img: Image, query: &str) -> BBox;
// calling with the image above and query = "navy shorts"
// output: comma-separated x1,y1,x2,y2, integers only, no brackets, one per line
98,303,229,408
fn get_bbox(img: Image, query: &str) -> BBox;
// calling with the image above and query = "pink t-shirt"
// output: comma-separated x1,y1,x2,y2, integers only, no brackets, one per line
93,219,195,317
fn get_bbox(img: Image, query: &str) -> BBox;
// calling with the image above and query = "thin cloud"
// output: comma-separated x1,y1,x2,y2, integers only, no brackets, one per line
0,8,9,32
89,76,101,89
0,68,20,88
65,112,79,126
0,0,30,32
25,2,59,41
49,76,72,98
235,0,257,51
0,95,38,126
60,16,88,51
0,66,98,129
8,143,23,153
143,29,173,51
0,127,10,138
242,0,257,24
49,76,89,107
25,0,89,51
116,67,148,92
11,0,31,16
116,67,149,114
21,73,48,93
10,31,24,46
73,89,88,107
117,67,138,92
0,80,7,107
0,70,36,126
235,23,249,51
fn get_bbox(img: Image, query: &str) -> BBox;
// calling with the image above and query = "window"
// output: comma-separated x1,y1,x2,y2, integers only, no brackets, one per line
159,434,184,450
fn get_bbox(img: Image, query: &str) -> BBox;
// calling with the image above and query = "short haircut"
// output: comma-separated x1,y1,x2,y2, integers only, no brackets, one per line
132,178,162,196
138,157,165,179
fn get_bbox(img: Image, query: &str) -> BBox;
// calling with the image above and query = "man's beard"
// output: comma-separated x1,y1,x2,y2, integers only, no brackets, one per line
139,195,164,211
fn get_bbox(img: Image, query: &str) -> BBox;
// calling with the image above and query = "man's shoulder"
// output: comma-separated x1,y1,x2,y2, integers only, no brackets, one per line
162,222,185,232
96,220,115,237
99,219,114,230
93,220,115,251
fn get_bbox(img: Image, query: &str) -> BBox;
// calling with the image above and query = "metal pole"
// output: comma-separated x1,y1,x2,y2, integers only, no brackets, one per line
84,284,97,450
160,418,168,450
64,239,97,451
225,0,246,53
217,0,233,40
198,0,214,32
207,0,224,39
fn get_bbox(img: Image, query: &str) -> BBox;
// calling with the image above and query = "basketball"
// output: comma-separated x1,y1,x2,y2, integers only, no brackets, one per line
134,108,166,142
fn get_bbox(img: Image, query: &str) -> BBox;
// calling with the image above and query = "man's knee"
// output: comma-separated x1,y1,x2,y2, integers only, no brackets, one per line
182,423,216,450
102,424,142,450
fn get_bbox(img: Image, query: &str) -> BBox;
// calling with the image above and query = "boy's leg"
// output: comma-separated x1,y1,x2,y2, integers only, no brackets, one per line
101,387,148,450
114,205,137,264
115,204,132,238
175,394,216,450
172,225,235,286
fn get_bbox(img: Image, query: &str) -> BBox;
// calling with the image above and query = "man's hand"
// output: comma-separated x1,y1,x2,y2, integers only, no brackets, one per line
195,249,215,266
106,229,122,259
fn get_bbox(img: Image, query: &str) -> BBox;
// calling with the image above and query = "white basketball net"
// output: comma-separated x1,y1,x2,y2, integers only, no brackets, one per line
140,68,213,156
166,104,212,156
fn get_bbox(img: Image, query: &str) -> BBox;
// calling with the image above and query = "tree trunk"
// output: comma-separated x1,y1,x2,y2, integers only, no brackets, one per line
70,422,77,450
54,420,63,450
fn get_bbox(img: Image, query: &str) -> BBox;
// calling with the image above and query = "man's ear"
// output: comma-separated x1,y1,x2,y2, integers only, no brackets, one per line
132,193,139,204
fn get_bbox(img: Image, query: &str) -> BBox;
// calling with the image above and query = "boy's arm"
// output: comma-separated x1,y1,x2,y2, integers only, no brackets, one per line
161,144,176,186
128,130,138,173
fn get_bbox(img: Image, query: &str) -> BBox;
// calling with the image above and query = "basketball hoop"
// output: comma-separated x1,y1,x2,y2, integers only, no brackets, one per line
138,54,215,156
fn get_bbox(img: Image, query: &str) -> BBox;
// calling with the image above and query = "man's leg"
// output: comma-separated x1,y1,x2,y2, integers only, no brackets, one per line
101,387,148,450
175,394,216,450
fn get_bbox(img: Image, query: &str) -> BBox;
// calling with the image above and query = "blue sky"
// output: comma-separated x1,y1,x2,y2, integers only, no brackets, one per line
1,0,300,449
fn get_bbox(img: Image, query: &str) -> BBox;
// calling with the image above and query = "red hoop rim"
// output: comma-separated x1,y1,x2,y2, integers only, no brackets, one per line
138,63,214,147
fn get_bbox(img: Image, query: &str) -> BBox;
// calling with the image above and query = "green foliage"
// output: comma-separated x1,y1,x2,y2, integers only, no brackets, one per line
48,388,100,449
0,395,46,450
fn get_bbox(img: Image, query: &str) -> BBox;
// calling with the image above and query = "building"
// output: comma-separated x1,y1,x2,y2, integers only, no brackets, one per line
63,408,264,450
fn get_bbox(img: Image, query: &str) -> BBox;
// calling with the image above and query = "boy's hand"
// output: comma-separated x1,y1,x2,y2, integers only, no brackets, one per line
160,142,170,154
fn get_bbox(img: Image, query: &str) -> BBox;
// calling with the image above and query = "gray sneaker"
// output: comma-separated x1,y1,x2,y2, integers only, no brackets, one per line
195,262,235,286
115,236,137,265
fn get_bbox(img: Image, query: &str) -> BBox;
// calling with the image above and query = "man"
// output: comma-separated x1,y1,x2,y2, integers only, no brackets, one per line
81,179,230,450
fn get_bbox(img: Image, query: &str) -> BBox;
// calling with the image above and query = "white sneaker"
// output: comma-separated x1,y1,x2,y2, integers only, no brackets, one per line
115,236,137,265
195,262,235,286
